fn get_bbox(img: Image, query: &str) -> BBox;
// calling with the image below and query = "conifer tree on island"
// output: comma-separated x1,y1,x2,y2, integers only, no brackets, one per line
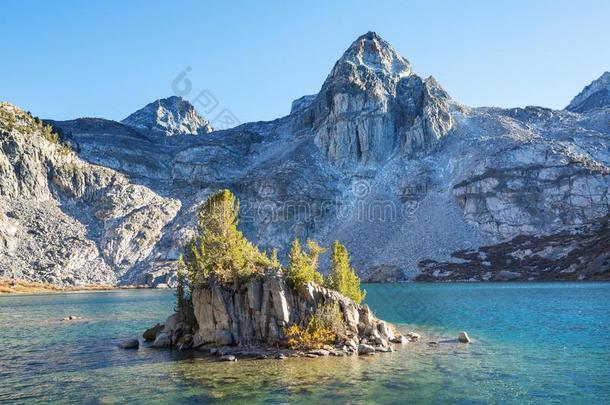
284,238,326,287
324,240,366,304
182,189,271,287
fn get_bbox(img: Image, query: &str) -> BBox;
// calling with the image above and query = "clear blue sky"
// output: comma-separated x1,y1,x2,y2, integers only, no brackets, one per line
1,0,609,124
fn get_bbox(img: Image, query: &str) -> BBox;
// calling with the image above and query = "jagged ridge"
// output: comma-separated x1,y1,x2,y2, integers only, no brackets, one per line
122,96,213,136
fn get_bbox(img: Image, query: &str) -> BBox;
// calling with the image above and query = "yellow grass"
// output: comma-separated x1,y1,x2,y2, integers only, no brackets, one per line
0,279,145,294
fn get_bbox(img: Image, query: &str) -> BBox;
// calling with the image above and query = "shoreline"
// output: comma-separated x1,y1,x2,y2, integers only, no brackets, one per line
0,279,151,295
3,278,609,296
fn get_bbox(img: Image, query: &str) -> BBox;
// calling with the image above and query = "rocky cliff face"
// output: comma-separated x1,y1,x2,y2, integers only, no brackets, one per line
191,272,394,348
0,103,180,286
2,32,609,285
294,32,453,166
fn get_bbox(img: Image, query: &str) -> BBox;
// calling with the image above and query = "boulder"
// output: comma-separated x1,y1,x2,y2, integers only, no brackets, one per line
177,334,193,351
345,339,358,351
358,344,376,355
390,335,408,344
377,321,394,340
162,313,180,334
406,332,421,342
220,355,236,362
143,323,164,341
118,338,139,349
376,337,389,348
458,331,471,343
152,332,171,348
307,349,330,357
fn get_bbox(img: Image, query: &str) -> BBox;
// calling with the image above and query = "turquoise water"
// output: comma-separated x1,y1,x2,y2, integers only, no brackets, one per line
0,283,609,404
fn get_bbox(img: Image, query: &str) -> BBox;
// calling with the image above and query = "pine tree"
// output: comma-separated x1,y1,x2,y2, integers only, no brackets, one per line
182,189,270,286
270,248,281,269
285,238,326,287
324,241,366,304
175,256,195,326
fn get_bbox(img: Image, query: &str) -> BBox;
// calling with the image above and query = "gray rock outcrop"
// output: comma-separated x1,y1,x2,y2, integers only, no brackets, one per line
189,271,394,348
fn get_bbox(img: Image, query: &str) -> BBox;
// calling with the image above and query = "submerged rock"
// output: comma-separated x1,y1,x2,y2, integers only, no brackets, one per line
390,335,408,344
61,316,83,321
308,349,330,357
117,338,139,349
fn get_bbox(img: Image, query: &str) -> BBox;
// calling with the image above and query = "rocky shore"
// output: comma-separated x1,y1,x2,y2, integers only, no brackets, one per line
417,216,610,282
138,272,419,360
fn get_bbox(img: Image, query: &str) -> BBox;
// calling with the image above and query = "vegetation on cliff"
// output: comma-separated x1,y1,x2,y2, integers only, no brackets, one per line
0,103,72,155
283,302,347,350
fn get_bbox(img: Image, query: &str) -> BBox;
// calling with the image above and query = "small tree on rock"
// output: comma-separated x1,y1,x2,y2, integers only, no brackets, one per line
183,189,270,287
285,238,326,287
324,241,366,304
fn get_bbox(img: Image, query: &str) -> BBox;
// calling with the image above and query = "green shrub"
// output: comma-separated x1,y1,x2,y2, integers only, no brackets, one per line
284,303,345,350
42,124,60,144
310,302,346,335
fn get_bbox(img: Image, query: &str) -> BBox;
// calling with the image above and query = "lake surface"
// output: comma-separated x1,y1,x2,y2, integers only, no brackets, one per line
1,283,609,404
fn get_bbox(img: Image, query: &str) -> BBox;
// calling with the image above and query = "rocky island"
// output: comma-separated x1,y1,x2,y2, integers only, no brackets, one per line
137,190,414,359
